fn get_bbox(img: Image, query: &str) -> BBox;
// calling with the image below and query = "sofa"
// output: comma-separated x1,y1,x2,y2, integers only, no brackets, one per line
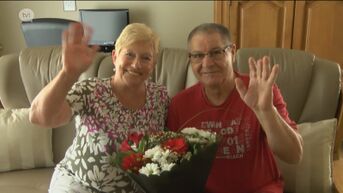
0,46,342,193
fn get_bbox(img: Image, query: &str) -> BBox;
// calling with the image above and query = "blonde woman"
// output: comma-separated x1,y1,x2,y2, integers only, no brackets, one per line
30,22,169,193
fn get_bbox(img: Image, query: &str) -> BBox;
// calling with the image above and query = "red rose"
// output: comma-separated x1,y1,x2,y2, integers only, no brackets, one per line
162,137,188,154
120,133,144,152
119,140,132,152
121,153,144,173
129,133,144,145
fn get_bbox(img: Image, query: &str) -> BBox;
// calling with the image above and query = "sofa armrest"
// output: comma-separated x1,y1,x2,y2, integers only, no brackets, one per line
0,54,30,108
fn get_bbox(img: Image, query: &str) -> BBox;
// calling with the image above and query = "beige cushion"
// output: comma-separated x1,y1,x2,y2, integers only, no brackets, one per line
0,168,53,193
276,118,336,193
0,108,54,172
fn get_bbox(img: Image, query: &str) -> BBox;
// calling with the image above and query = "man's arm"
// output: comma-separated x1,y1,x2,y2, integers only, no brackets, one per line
255,105,303,164
235,56,303,164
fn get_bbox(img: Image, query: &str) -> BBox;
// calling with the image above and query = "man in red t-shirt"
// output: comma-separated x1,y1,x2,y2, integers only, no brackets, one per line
167,23,303,193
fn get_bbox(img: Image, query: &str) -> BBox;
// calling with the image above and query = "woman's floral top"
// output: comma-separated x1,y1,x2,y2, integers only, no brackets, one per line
57,77,169,193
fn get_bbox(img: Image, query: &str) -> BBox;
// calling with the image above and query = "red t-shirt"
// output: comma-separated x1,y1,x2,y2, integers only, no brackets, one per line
167,73,296,193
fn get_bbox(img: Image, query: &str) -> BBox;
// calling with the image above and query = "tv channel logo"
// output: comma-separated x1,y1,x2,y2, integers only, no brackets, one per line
18,8,34,22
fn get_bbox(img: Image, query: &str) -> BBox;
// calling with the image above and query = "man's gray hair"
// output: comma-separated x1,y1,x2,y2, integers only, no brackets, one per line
187,23,231,46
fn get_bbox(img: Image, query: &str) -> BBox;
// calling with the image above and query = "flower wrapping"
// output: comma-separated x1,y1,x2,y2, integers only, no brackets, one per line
115,127,219,193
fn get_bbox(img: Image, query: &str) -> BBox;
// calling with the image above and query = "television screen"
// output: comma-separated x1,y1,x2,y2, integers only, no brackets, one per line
79,9,129,50
21,18,75,47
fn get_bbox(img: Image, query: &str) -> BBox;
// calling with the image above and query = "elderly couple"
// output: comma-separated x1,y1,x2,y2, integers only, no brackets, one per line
29,22,303,193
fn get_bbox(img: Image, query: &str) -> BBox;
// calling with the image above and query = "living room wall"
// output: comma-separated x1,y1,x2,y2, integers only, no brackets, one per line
0,1,213,55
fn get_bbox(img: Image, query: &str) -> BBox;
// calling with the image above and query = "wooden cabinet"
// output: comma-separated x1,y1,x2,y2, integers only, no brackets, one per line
215,2,343,190
293,1,343,67
214,1,294,48
214,1,343,67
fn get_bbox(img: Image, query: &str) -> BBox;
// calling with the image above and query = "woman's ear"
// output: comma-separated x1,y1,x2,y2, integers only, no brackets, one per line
111,50,117,65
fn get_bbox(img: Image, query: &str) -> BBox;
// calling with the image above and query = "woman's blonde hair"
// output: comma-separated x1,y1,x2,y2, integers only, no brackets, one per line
115,23,160,55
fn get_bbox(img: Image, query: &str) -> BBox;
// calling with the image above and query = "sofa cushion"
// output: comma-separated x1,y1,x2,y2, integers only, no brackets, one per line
0,108,54,172
236,48,340,123
152,47,190,97
19,46,108,104
0,167,53,193
276,118,336,193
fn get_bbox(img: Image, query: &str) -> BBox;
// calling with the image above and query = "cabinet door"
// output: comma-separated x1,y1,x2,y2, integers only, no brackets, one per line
214,1,294,49
293,1,343,67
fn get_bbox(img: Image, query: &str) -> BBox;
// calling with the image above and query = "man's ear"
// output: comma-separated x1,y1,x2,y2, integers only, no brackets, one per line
230,44,237,63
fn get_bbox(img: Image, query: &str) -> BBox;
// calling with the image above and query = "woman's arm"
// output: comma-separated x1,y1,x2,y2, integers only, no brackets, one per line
29,70,77,128
29,22,98,128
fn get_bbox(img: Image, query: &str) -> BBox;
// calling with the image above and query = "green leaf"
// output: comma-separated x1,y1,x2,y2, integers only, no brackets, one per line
138,135,148,153
114,151,132,167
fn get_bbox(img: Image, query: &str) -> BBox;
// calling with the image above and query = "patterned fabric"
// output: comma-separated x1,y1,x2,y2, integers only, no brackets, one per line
53,77,169,193
49,166,90,193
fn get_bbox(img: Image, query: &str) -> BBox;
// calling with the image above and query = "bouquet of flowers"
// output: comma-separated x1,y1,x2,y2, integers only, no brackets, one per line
115,127,219,193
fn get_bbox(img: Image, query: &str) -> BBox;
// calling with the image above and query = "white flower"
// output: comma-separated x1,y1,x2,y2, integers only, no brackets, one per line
198,129,216,140
181,127,216,142
161,162,175,172
116,127,218,177
163,151,179,163
181,127,199,135
159,149,171,163
186,136,207,144
144,145,163,160
139,163,161,176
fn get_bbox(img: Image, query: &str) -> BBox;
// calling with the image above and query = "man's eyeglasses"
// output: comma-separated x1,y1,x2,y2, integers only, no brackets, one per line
189,45,232,63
